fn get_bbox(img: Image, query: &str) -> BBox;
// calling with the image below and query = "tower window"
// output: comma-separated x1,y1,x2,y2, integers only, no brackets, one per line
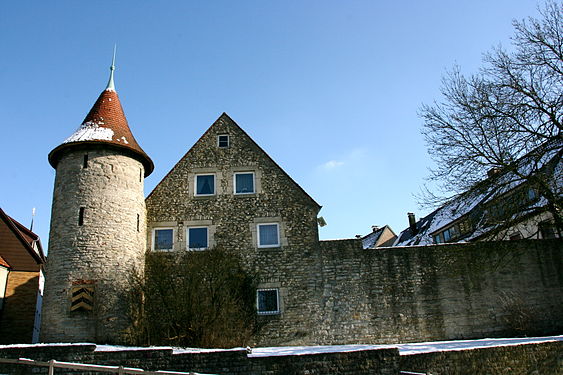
83,154,88,168
136,214,140,232
139,168,142,182
217,135,229,148
78,207,85,226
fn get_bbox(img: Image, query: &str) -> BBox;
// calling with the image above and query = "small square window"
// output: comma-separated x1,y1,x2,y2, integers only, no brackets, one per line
188,227,208,250
195,174,215,196
234,172,255,194
154,228,173,251
257,223,280,248
218,135,229,148
257,289,280,315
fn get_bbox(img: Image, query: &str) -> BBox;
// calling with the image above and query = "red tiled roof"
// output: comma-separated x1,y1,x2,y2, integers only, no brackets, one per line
48,89,153,176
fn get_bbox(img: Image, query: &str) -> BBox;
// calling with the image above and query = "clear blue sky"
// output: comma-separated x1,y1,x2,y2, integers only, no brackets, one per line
0,1,541,249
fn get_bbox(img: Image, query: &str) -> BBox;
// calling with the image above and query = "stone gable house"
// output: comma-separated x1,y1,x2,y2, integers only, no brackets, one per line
146,113,326,344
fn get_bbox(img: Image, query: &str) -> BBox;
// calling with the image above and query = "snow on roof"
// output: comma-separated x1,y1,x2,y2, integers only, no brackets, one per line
361,227,384,249
394,139,562,246
2,335,561,357
63,121,114,143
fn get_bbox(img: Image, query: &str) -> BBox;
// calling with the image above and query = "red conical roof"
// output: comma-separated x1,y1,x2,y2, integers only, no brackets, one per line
49,88,153,176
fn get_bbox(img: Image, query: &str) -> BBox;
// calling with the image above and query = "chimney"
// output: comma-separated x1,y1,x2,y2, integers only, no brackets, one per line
371,225,380,232
407,212,417,234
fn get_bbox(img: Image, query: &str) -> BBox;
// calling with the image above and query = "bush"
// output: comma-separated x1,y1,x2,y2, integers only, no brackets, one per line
126,247,258,348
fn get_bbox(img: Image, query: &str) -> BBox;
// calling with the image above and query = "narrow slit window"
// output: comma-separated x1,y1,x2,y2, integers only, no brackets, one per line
139,169,142,182
83,154,88,168
78,207,85,226
136,214,140,232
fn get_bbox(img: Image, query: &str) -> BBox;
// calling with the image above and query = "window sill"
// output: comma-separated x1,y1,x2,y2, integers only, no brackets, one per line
193,194,217,199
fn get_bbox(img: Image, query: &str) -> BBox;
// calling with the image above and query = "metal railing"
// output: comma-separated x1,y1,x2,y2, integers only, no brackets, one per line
0,357,212,375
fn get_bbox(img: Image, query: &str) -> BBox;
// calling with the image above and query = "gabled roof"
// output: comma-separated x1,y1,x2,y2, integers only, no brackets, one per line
147,113,321,209
394,137,563,246
48,68,153,176
361,225,397,249
0,208,45,271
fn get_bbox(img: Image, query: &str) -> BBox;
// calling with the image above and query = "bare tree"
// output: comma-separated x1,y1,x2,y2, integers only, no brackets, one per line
126,246,258,348
420,1,563,235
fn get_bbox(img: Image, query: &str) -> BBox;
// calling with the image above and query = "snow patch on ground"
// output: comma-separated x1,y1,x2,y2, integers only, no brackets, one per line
1,335,561,357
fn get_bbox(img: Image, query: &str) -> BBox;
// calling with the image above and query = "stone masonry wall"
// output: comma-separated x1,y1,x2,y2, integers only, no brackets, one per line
0,344,400,375
309,238,563,345
0,342,561,375
400,341,563,375
42,146,147,343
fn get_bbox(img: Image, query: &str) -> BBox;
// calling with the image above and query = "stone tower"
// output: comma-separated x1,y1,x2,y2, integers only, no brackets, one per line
41,55,153,343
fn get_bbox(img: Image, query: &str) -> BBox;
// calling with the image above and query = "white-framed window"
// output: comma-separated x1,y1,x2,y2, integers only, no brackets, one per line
217,134,229,148
187,227,209,250
257,288,280,315
234,172,255,194
195,174,216,196
152,228,174,251
257,223,280,248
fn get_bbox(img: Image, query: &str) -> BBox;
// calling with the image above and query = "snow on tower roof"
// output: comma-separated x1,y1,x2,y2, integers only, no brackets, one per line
48,54,153,176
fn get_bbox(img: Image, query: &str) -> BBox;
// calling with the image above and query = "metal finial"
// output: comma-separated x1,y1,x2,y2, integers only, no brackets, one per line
106,45,116,91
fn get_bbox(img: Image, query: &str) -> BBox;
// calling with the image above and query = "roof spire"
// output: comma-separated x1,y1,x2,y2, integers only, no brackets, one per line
105,45,116,91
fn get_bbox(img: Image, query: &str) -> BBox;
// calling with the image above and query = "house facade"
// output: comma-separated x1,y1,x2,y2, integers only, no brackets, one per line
0,208,46,344
146,113,325,344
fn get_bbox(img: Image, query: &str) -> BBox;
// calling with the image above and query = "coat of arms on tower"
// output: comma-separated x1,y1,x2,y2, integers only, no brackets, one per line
70,281,95,312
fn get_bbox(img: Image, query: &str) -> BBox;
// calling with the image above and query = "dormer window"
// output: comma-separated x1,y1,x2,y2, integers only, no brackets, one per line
218,135,229,148
195,174,216,196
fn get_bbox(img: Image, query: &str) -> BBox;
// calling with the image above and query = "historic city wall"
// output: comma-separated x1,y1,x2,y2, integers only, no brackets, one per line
304,238,563,345
0,341,561,375
252,238,562,346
